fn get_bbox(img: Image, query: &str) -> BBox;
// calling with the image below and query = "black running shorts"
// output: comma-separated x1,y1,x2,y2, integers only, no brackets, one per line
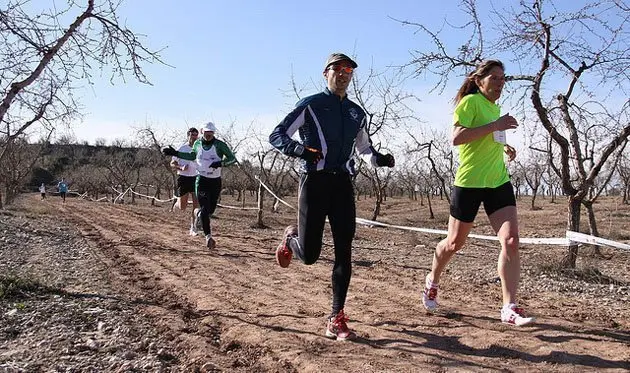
175,175,196,197
450,181,516,223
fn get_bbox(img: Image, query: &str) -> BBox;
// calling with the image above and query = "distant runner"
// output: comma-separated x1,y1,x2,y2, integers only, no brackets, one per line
57,178,68,203
39,183,46,200
170,127,200,236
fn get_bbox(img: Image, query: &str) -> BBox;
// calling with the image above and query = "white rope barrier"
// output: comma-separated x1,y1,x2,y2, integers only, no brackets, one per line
356,217,571,245
73,191,109,202
71,177,630,252
254,175,296,210
128,188,175,203
566,231,630,251
125,187,260,210
256,177,629,251
217,203,260,210
113,187,131,204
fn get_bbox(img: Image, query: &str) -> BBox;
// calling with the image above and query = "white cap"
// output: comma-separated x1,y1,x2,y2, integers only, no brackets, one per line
201,121,217,133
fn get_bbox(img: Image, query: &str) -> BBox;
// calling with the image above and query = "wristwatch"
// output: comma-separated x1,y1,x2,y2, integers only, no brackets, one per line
293,144,305,157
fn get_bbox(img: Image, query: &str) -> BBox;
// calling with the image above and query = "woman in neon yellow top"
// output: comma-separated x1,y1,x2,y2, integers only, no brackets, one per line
421,60,534,326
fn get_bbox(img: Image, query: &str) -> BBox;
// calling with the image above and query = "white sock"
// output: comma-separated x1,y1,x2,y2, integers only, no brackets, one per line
426,275,438,289
503,303,517,310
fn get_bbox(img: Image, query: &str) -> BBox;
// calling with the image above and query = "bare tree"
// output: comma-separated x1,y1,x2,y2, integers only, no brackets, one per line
401,0,630,267
0,132,52,207
535,136,563,202
135,125,179,202
66,164,110,200
618,140,630,204
0,0,164,206
395,158,422,201
408,128,455,204
351,65,420,220
93,139,144,203
515,151,546,210
358,161,395,221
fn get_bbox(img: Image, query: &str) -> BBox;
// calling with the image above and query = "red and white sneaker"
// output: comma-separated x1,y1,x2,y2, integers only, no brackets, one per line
325,310,356,341
275,226,297,268
422,275,439,312
501,304,535,326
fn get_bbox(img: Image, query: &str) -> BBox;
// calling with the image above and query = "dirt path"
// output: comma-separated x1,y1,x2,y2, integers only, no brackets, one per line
4,194,630,372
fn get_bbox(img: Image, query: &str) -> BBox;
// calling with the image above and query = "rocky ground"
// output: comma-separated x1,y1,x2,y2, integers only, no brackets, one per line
0,208,194,372
0,193,629,372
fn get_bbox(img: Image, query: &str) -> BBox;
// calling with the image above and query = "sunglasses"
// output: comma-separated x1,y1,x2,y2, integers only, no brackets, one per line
328,64,354,74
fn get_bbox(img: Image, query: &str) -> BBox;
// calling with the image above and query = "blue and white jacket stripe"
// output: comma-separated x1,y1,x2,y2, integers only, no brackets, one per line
269,88,379,174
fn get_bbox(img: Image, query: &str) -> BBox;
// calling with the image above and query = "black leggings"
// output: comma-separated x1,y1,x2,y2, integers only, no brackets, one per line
196,176,221,236
288,172,355,316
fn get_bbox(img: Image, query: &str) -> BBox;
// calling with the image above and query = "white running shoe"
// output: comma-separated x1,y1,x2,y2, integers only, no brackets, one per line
189,226,199,236
501,304,535,326
194,208,203,231
422,274,439,312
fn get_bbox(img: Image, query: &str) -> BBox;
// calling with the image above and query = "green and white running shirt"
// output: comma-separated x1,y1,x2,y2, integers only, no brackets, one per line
453,93,510,188
176,138,236,179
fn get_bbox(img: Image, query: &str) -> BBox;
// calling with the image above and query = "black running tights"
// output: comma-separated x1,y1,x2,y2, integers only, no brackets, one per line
288,172,355,316
196,176,222,236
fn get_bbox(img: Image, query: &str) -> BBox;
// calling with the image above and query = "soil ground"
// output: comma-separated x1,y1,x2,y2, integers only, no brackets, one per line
1,192,629,372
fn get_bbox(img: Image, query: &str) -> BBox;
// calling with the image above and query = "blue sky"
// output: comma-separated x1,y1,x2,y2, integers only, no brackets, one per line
69,0,467,144
66,0,624,150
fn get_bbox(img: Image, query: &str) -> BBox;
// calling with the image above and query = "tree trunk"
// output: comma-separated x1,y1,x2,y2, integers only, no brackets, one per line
151,186,159,206
371,190,382,221
426,190,434,219
583,200,602,256
561,197,582,268
583,202,599,237
4,183,15,206
256,183,265,227
530,192,537,210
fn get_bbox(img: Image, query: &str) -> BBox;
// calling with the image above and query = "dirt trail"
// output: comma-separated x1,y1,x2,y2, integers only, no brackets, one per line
15,194,630,372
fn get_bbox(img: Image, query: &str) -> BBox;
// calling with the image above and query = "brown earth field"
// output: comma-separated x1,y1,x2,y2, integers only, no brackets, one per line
1,192,629,372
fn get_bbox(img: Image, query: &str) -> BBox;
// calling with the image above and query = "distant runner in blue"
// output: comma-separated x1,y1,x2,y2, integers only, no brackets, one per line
57,178,68,203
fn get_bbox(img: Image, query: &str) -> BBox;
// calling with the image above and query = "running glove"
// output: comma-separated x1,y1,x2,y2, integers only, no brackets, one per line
300,147,323,164
375,153,395,167
162,146,177,156
209,161,222,168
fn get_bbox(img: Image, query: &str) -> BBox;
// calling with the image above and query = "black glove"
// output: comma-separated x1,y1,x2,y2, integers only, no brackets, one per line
209,161,222,168
300,147,323,164
375,153,395,167
162,146,177,157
